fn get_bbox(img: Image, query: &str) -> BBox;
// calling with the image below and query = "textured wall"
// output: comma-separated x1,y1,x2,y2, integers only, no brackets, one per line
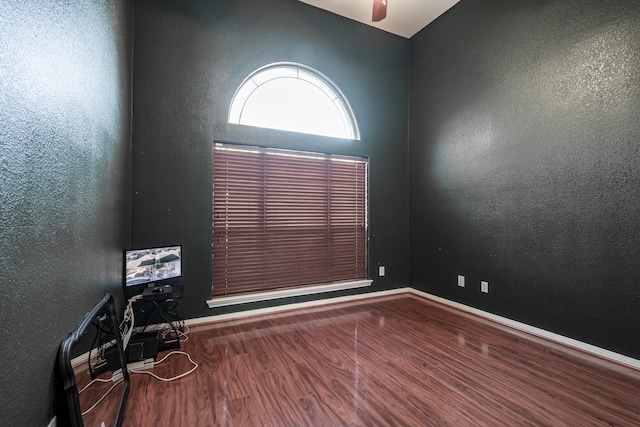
409,0,640,358
132,0,410,317
0,1,131,425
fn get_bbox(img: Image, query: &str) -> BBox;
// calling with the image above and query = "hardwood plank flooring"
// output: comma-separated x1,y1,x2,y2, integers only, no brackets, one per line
118,294,640,426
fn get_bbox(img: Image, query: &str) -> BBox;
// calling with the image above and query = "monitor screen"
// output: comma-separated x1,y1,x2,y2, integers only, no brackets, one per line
124,245,182,288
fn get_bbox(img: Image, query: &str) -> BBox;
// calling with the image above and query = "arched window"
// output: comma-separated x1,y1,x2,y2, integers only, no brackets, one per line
229,63,360,140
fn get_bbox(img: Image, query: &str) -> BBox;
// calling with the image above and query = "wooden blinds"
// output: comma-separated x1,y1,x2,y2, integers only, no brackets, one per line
212,143,368,298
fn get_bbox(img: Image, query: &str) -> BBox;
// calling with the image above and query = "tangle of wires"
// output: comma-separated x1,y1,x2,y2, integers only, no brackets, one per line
135,296,188,348
87,312,119,380
79,295,197,417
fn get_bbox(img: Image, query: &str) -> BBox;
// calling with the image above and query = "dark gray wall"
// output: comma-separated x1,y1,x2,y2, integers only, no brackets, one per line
409,0,640,358
132,0,410,317
0,1,132,425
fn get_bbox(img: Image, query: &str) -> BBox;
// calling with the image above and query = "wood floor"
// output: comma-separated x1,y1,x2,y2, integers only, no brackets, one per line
119,294,640,426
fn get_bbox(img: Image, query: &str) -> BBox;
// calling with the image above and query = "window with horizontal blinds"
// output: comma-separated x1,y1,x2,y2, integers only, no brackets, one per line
212,143,368,298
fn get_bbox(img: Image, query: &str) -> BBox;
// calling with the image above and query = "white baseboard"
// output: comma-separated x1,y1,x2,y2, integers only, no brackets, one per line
195,286,640,372
405,288,640,372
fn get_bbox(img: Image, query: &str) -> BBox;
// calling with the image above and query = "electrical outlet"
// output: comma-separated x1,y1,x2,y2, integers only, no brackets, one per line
457,275,465,287
481,281,489,293
378,265,385,277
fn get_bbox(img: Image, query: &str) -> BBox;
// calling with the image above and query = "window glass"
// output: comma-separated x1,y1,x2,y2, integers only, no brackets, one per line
229,63,360,140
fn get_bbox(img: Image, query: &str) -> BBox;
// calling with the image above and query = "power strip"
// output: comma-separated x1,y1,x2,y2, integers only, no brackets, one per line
128,358,156,371
111,358,155,382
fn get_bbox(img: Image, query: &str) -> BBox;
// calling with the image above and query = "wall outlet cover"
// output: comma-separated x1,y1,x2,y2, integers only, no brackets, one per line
481,281,489,293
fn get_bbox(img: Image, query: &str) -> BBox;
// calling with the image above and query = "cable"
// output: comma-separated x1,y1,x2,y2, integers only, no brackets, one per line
179,324,190,342
80,319,197,414
120,295,142,350
133,297,187,346
160,323,190,343
164,306,186,341
78,377,112,394
87,321,101,377
157,301,181,345
88,316,119,379
129,351,198,382
79,378,124,416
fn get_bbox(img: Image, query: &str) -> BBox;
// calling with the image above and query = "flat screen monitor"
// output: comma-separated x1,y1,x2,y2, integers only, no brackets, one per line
124,245,181,296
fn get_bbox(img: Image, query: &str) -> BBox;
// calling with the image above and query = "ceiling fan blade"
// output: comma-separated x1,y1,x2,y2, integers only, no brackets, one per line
372,0,387,22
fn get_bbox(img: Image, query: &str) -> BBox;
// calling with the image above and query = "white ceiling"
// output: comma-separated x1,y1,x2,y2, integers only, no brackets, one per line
298,0,461,39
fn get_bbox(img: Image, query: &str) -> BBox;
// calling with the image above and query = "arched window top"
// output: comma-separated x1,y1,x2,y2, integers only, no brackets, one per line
229,63,360,140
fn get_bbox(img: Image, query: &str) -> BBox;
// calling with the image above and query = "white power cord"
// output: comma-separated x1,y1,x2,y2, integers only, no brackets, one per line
129,350,198,382
120,295,142,350
79,377,124,416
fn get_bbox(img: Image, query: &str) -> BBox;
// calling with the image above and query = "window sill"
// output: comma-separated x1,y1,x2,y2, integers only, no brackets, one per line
207,279,373,309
